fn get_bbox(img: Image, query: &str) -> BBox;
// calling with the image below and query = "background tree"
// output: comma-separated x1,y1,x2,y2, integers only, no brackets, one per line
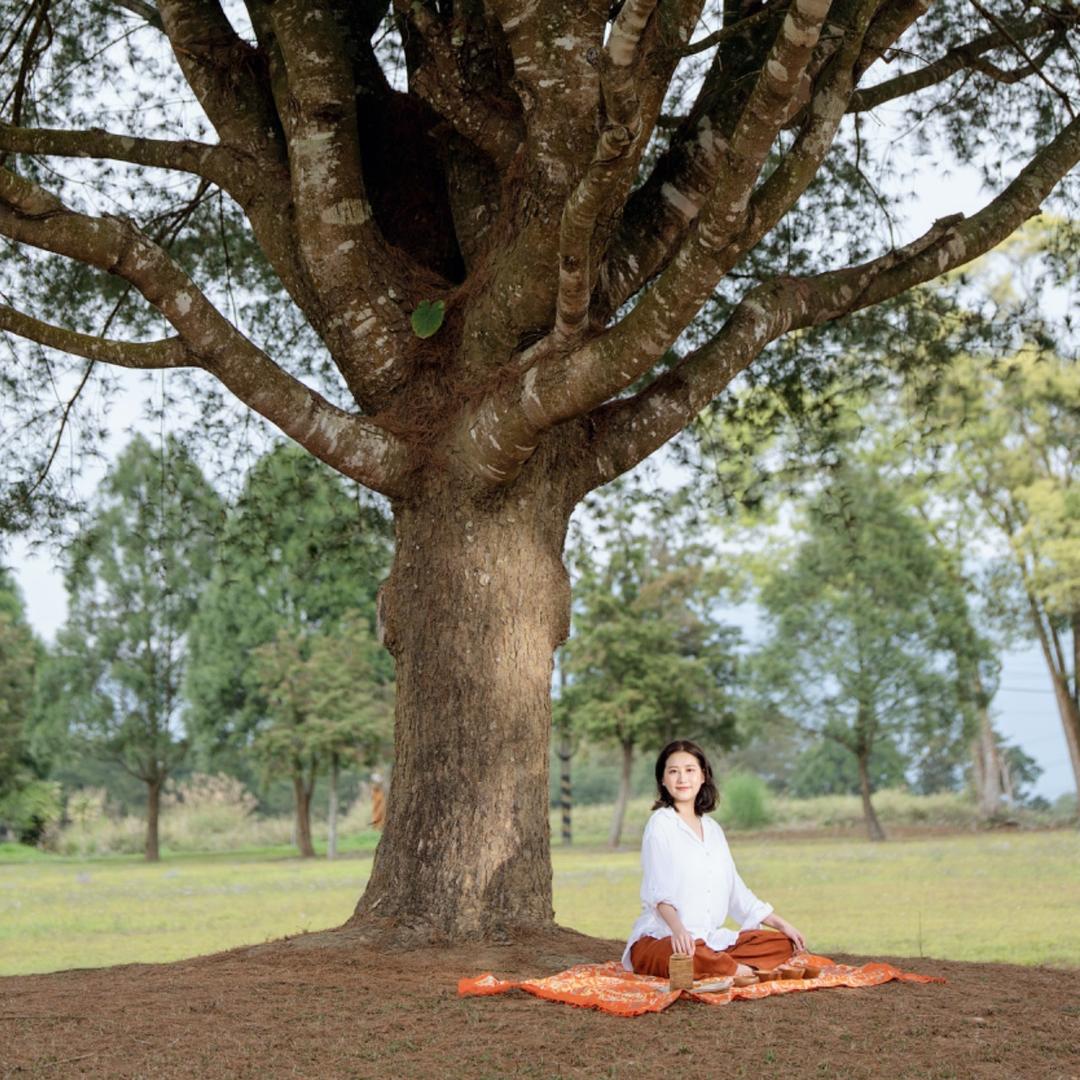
49,435,221,860
1,0,1078,937
251,617,393,857
910,348,1080,799
751,466,966,839
0,567,58,842
301,617,394,860
0,569,36,799
185,443,391,787
693,343,1018,817
558,497,741,846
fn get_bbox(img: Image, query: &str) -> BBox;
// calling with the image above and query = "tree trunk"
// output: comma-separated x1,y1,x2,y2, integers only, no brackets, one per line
1048,670,1080,797
856,750,886,842
145,776,162,862
327,752,339,861
558,734,572,846
351,481,572,939
609,741,634,849
972,705,1005,819
1028,603,1080,797
293,773,316,858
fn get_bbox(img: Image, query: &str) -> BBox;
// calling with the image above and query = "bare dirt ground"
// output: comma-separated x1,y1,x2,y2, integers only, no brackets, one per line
1,926,1077,1080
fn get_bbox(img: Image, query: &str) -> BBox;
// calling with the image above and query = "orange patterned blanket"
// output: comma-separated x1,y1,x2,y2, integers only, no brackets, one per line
458,955,943,1017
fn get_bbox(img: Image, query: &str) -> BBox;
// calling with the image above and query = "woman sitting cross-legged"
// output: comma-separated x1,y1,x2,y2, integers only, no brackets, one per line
622,739,806,980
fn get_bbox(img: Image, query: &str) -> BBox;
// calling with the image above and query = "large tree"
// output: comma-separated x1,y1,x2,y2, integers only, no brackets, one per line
1,1,1078,936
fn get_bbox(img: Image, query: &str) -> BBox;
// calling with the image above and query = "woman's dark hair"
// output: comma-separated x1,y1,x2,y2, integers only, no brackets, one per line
652,739,718,816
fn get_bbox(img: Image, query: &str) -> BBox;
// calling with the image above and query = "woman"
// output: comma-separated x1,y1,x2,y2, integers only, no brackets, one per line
622,739,806,979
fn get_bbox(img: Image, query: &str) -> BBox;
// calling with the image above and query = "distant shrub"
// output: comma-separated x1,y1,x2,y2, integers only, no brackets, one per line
49,790,144,856
1050,792,1078,824
720,772,772,830
161,773,260,849
0,780,63,843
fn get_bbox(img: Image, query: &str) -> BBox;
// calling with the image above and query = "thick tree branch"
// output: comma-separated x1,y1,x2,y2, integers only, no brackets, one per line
0,121,238,188
268,0,418,407
849,13,1071,112
554,0,659,339
458,0,837,483
157,0,280,153
596,0,848,319
0,166,412,497
0,304,188,367
575,111,1080,492
396,0,522,169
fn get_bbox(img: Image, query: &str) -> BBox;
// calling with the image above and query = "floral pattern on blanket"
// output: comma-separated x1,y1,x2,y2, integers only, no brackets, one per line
458,954,943,1017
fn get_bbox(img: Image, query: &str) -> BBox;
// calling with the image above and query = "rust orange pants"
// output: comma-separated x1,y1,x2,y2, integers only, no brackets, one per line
629,929,795,979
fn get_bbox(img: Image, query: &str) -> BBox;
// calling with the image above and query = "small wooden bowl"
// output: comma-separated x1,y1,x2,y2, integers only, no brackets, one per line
755,970,778,983
778,966,805,980
801,965,823,979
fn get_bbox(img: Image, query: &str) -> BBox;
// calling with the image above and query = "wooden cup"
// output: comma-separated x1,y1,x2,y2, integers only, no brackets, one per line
668,953,695,991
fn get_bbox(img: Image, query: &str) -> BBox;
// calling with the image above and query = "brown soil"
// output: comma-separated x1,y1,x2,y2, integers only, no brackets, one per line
1,926,1077,1079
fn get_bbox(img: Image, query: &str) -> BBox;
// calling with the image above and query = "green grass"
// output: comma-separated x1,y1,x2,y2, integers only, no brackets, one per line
553,831,1080,968
1,831,1077,976
0,841,53,863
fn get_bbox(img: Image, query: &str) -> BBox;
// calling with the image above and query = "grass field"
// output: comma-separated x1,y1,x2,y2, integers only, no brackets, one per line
1,831,1077,977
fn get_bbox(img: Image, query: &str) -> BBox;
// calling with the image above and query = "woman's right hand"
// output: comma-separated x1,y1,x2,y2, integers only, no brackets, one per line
656,902,696,957
670,928,696,958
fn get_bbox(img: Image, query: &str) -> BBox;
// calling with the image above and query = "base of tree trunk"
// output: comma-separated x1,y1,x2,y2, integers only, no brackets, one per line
315,912,605,954
350,484,572,940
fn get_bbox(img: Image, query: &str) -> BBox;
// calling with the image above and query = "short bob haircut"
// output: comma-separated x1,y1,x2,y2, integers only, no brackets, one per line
652,739,718,816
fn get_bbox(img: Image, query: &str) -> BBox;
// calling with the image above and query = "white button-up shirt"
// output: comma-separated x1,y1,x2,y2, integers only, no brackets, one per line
621,806,773,970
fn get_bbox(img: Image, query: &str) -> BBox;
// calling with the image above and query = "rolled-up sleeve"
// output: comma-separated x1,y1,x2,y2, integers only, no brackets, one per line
728,865,773,929
639,821,680,913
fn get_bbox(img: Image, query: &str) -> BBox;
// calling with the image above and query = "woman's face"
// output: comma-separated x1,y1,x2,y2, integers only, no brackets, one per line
662,751,704,809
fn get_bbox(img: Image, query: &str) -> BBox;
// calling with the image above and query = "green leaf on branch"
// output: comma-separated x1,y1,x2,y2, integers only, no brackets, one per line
411,300,445,339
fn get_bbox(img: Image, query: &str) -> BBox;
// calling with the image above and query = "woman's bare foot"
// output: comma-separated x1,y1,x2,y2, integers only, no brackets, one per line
734,963,754,976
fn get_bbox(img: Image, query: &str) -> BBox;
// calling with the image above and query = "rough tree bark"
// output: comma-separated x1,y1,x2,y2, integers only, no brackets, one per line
2,0,1079,940
1028,598,1080,797
353,472,573,934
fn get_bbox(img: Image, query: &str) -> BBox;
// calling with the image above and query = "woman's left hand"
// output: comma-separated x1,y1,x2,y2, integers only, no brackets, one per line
764,913,806,953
